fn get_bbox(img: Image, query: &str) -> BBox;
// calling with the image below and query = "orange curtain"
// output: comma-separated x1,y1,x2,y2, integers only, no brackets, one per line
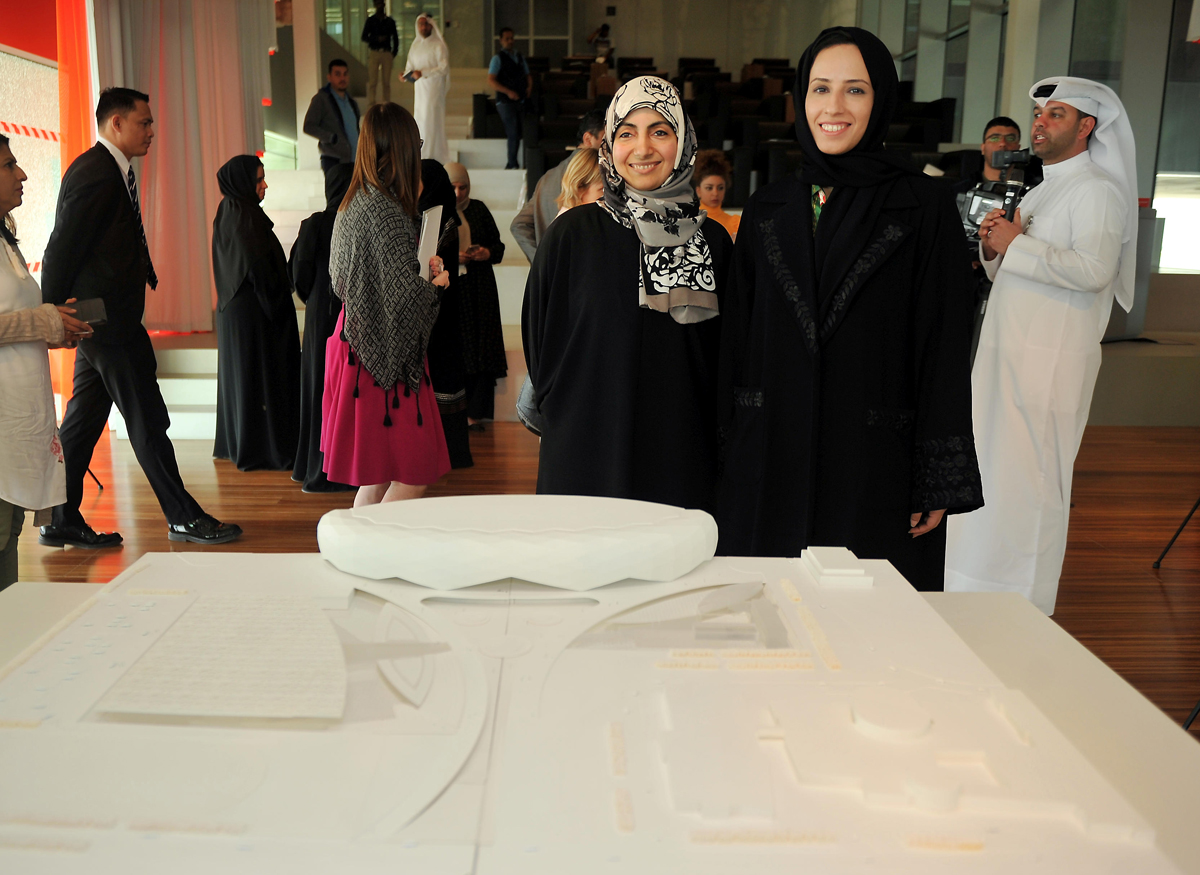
51,0,94,402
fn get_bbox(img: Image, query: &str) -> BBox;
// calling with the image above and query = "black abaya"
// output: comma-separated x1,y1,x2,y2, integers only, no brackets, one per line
211,156,300,471
456,198,508,422
523,204,732,510
289,207,354,492
420,160,473,469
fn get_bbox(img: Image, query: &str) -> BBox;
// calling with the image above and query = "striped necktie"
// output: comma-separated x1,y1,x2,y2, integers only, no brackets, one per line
126,166,158,289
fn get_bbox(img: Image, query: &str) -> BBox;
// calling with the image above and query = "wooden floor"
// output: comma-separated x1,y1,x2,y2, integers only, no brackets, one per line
15,423,1200,735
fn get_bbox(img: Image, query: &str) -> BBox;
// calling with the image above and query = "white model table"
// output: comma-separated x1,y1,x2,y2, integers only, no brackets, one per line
1,556,1198,874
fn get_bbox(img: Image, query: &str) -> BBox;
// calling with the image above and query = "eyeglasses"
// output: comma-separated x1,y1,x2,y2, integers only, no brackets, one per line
985,133,1021,145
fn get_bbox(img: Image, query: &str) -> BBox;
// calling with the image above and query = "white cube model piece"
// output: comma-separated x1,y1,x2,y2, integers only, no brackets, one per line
316,494,719,590
801,545,874,589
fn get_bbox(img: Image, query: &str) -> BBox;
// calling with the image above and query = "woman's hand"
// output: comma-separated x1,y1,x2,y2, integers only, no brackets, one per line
909,508,947,538
430,256,450,288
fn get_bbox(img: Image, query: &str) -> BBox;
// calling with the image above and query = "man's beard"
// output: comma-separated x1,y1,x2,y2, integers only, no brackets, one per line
1032,128,1078,163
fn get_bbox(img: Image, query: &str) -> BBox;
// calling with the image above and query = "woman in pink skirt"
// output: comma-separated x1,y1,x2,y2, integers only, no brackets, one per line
322,103,452,506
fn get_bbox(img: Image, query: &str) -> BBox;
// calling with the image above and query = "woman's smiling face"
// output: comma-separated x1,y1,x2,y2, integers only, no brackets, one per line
612,107,678,191
805,43,875,155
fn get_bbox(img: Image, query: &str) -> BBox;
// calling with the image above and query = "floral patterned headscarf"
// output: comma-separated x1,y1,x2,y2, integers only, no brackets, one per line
599,76,718,324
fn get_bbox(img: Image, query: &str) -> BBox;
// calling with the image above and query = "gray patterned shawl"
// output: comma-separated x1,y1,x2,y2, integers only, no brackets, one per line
330,186,442,391
598,75,718,324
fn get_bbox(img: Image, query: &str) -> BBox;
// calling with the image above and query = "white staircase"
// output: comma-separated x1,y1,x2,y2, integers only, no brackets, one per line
111,68,532,444
109,345,221,442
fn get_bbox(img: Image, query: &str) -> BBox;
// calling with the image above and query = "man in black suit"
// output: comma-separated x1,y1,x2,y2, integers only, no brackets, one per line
39,87,242,548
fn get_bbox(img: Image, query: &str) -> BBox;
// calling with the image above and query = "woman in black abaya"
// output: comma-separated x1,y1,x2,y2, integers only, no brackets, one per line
289,163,355,492
715,28,983,589
523,76,732,510
211,155,301,471
420,159,473,469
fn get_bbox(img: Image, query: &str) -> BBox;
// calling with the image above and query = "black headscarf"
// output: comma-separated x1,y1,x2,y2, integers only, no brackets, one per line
418,159,461,252
793,27,918,311
212,155,291,312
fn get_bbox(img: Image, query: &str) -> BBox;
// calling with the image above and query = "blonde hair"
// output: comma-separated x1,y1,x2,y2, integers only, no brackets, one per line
555,147,602,211
341,103,422,217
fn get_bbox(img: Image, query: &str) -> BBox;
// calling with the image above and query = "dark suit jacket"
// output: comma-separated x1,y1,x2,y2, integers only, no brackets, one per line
41,143,151,340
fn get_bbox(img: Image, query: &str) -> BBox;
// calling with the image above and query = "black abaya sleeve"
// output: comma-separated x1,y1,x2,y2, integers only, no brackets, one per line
908,181,984,516
521,212,573,406
716,195,761,468
468,201,505,264
289,211,323,304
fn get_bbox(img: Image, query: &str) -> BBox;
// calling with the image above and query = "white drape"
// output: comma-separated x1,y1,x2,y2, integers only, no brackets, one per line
91,0,272,333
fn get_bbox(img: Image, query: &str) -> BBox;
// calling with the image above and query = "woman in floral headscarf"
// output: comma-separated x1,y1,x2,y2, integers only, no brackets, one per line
522,75,733,510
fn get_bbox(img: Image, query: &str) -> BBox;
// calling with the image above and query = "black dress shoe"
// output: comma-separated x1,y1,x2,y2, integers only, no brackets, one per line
38,523,123,549
168,515,243,545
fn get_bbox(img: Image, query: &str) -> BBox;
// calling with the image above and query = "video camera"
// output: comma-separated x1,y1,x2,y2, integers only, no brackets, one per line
956,148,1034,243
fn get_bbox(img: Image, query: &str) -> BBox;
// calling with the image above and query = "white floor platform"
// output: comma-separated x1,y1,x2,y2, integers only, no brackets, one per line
3,551,1199,873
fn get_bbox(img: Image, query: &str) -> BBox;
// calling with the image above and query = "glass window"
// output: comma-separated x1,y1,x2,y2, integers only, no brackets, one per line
533,39,569,68
942,33,968,142
533,0,570,36
1154,0,1200,272
494,0,530,36
1068,0,1128,92
947,0,971,31
901,55,917,84
995,11,1007,116
903,0,922,52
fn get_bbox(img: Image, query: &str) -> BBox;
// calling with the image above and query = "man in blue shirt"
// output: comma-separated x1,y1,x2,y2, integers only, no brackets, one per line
487,27,532,170
302,59,361,178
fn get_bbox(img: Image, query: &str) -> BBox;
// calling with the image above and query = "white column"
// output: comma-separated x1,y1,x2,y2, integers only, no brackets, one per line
960,2,1003,145
997,0,1040,128
1119,0,1174,198
913,0,949,102
293,0,322,171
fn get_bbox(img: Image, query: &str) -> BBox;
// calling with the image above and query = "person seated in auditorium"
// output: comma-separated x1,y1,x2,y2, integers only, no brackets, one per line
693,149,740,240
553,147,603,218
715,27,982,591
523,76,733,511
587,23,614,64
211,155,301,472
0,134,92,588
290,163,356,493
323,103,452,507
511,110,605,262
445,162,508,429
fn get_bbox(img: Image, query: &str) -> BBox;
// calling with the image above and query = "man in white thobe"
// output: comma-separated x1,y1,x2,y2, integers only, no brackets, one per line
944,77,1138,615
403,13,450,164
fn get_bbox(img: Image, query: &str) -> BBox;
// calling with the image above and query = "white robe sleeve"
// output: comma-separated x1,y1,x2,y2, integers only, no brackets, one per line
424,42,449,80
980,244,1002,281
996,180,1126,294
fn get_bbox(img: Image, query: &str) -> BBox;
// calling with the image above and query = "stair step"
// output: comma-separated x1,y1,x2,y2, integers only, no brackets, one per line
154,347,218,375
109,404,217,443
158,374,218,406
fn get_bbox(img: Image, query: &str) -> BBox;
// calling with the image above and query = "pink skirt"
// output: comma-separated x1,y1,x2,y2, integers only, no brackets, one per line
321,311,451,487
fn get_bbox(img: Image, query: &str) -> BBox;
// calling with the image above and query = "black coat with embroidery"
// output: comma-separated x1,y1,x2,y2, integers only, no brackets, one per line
715,172,983,590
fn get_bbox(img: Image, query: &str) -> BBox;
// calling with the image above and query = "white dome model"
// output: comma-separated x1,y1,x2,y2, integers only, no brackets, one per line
316,494,719,590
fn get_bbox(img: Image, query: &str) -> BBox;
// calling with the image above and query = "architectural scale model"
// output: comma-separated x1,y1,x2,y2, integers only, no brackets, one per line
0,496,1181,873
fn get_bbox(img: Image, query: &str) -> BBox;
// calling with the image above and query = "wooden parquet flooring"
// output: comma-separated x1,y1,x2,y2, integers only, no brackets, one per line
15,423,1200,734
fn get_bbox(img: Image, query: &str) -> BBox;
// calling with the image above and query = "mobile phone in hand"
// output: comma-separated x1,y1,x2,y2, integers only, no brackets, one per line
72,298,108,326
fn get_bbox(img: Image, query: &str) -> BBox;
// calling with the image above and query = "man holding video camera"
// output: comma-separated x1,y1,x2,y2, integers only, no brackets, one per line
945,77,1138,615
